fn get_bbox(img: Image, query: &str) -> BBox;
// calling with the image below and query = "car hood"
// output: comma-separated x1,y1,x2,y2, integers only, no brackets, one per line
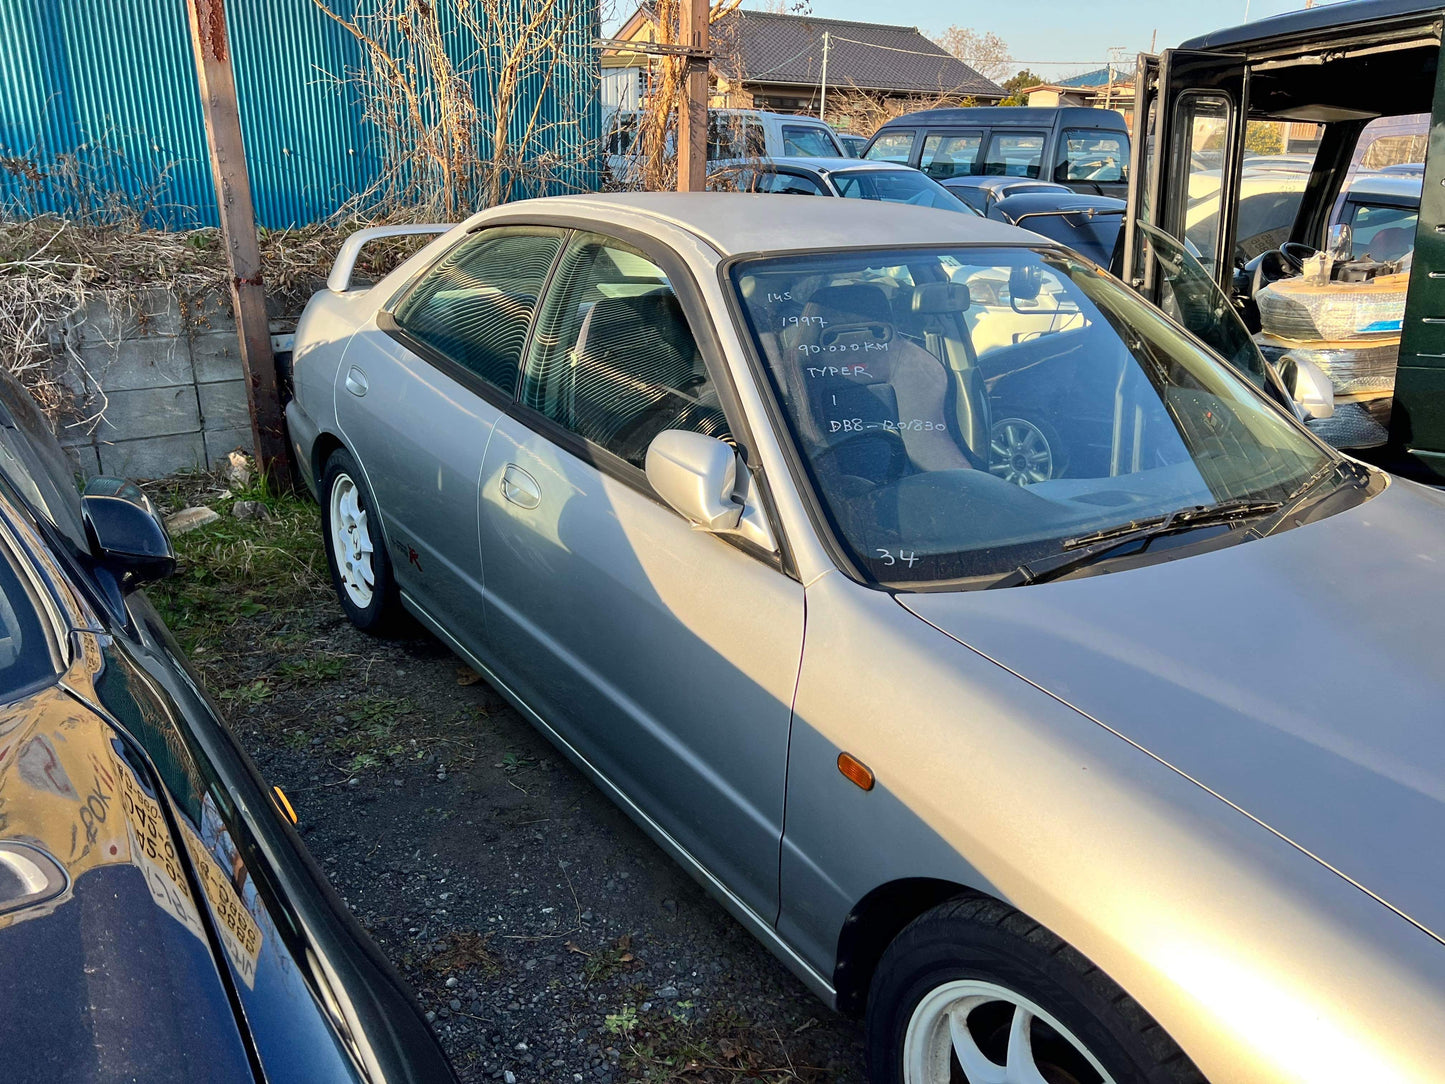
900,476,1445,940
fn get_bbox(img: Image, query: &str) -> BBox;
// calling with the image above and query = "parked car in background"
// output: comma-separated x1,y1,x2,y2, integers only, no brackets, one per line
1123,2,1445,473
291,192,1445,1084
837,132,869,158
0,372,456,1084
941,175,1073,215
709,156,977,212
604,108,843,185
987,191,1126,266
1334,170,1421,260
863,105,1130,198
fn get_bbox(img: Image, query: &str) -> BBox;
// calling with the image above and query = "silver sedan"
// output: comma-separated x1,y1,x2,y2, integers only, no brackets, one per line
285,193,1445,1084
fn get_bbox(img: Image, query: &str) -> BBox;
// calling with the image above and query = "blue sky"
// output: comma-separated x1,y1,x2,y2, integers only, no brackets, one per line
803,0,1312,79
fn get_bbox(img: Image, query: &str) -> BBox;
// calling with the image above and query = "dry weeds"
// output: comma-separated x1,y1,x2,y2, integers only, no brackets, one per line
0,216,427,427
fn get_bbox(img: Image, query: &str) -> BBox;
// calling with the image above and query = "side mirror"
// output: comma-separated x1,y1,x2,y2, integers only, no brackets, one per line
1279,355,1335,421
1326,222,1353,262
645,430,743,533
81,478,176,591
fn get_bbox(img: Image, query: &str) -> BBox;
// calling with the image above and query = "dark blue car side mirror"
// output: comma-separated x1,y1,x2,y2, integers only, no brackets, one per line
81,478,176,592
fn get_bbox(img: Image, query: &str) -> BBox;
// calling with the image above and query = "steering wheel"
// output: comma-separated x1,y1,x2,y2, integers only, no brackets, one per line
813,426,908,480
1251,241,1318,296
1278,241,1319,272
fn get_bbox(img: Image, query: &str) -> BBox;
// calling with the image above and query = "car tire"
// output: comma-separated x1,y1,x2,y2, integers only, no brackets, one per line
320,449,402,634
866,896,1205,1084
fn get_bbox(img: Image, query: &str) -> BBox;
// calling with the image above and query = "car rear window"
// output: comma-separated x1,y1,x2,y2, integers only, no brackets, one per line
782,124,841,157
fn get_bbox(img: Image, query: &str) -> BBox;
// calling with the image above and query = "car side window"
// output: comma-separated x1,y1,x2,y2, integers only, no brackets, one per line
761,171,825,196
521,233,732,470
983,131,1047,178
920,131,983,179
1055,130,1127,183
392,227,564,394
865,130,916,164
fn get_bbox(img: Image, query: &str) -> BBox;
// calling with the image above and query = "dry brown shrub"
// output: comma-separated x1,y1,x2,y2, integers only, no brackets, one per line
311,0,597,219
0,217,422,429
827,86,979,139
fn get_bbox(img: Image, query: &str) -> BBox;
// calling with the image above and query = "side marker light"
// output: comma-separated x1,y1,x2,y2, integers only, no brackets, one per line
837,752,875,791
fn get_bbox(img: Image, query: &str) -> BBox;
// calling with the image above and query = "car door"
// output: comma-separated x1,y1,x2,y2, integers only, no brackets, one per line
474,228,804,920
335,226,565,643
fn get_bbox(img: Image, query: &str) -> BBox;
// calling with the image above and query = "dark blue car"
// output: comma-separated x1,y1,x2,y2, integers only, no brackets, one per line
0,371,456,1084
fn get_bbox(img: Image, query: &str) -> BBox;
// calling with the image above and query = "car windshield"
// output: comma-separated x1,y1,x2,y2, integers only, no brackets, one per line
831,170,967,211
731,246,1336,585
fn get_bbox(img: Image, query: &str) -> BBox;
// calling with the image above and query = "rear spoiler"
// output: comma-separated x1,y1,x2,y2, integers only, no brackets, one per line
327,224,453,293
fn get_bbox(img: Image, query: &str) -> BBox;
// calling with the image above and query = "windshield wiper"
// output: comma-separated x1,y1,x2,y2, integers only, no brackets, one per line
988,498,1283,589
1248,459,1358,539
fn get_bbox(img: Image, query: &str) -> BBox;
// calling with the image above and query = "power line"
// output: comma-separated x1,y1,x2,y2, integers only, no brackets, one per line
824,34,1116,68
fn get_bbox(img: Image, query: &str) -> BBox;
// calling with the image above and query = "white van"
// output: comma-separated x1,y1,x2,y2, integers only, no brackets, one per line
604,108,843,185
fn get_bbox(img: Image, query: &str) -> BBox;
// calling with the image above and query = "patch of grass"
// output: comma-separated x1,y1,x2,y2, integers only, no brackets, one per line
278,656,346,682
605,1004,640,1037
619,1005,829,1082
326,696,421,770
576,933,639,986
147,472,328,659
220,678,273,705
499,751,538,775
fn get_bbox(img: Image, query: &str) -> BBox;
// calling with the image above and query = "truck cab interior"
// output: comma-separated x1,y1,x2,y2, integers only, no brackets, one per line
1126,0,1445,477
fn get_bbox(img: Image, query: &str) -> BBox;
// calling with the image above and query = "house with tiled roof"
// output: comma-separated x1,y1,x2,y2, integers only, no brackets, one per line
1022,66,1134,116
602,7,1005,123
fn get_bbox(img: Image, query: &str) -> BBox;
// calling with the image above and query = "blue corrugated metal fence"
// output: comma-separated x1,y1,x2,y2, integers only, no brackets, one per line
0,0,598,228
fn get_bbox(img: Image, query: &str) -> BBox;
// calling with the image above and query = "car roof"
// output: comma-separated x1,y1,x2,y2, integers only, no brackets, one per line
1344,171,1423,203
492,193,1044,257
877,106,1126,130
992,192,1126,216
761,156,918,173
942,176,1068,192
1180,0,1442,50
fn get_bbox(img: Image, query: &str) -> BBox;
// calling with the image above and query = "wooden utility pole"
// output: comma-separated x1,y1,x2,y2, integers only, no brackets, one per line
184,0,291,480
677,0,710,192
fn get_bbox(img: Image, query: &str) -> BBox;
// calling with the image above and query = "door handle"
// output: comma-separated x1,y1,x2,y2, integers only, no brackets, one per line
499,463,541,509
344,366,369,396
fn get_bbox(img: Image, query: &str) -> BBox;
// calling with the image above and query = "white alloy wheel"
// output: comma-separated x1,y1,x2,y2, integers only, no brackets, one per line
329,473,375,608
989,418,1055,486
903,979,1117,1084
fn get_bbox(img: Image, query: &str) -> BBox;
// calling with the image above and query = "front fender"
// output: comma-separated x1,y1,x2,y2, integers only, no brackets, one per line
781,570,1445,1084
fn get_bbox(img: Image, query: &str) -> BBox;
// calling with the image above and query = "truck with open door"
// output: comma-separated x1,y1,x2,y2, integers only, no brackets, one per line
1123,0,1445,478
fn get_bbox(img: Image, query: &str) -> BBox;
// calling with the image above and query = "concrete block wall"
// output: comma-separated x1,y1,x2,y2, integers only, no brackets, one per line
55,288,256,479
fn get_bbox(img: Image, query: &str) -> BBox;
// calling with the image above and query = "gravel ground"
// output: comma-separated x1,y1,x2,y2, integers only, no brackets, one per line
148,472,866,1083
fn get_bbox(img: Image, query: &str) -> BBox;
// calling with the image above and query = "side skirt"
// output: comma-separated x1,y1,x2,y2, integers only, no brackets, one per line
400,590,838,1008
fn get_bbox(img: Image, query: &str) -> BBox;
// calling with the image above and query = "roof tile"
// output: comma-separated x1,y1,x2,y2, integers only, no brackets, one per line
709,10,1004,97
